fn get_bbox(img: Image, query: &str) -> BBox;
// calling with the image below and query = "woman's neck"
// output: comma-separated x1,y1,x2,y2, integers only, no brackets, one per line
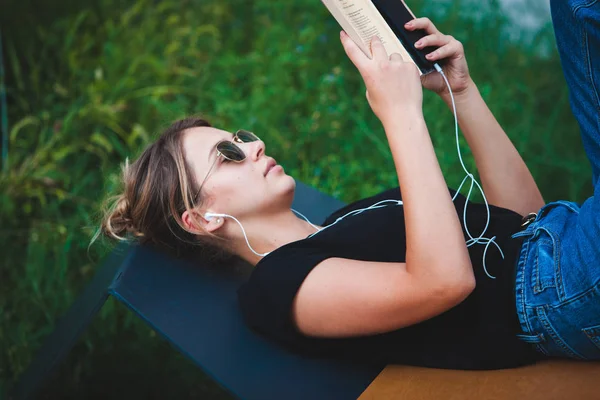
233,209,320,266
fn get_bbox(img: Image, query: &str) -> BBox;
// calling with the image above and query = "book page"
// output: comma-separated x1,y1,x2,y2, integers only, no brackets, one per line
322,0,418,73
321,0,372,56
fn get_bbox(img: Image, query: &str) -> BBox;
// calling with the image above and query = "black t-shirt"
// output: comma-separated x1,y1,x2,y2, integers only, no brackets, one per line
237,187,542,370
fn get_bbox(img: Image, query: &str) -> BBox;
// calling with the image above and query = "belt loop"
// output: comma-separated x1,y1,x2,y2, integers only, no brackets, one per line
512,231,529,239
516,333,545,344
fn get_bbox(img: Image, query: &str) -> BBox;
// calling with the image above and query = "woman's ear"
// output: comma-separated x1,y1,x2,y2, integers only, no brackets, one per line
181,209,223,234
181,209,200,233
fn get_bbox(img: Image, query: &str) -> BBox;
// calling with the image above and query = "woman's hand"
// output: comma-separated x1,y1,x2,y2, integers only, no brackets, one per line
340,31,423,126
405,18,472,97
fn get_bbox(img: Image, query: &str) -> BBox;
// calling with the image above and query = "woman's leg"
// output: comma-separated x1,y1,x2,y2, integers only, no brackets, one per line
550,0,600,185
509,2,600,361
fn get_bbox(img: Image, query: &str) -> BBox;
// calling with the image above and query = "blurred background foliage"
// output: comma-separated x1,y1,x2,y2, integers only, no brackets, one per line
0,0,592,398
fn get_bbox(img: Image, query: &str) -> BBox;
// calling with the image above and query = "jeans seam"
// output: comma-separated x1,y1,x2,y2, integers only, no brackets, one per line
552,230,565,301
535,228,566,300
537,306,587,360
533,238,555,293
584,32,600,113
535,343,549,356
573,0,599,15
551,201,581,214
574,1,600,112
547,278,600,309
533,239,541,293
516,238,536,338
582,326,600,350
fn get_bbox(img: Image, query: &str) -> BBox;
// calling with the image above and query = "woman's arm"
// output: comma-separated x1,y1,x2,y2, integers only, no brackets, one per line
407,18,546,216
289,34,475,338
382,107,474,285
341,32,475,290
440,81,546,216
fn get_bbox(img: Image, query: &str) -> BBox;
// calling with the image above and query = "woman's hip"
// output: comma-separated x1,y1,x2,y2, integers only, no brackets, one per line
517,278,600,360
513,208,600,360
512,208,600,360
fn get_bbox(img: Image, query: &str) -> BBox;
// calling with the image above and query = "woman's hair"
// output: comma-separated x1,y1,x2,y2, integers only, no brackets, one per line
95,116,234,264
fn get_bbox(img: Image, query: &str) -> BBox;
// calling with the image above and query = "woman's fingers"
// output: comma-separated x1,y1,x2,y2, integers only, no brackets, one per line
425,40,464,62
341,30,396,77
340,31,369,72
404,17,440,35
389,53,403,62
413,33,464,62
414,33,452,50
370,35,388,61
407,17,472,95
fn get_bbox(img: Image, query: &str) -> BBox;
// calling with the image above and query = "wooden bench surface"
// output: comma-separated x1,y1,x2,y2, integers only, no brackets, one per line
358,359,600,400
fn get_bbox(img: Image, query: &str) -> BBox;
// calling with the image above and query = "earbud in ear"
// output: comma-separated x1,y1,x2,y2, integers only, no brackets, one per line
201,211,269,257
204,212,226,221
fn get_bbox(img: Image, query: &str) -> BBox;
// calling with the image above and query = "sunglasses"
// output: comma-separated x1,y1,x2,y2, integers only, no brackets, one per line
193,129,260,202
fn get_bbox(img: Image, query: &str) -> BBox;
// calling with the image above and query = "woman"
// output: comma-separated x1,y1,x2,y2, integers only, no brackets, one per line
99,14,600,370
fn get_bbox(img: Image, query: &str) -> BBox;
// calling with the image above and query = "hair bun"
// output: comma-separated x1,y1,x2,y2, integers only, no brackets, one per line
102,194,142,241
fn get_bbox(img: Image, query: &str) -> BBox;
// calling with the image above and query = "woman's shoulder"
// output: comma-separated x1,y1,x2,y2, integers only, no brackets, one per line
244,238,331,292
236,238,335,335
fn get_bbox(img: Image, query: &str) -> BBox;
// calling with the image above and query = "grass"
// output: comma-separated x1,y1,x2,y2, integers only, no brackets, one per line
0,0,592,398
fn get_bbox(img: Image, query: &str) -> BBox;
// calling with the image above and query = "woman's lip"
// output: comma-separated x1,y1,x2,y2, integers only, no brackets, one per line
267,164,282,175
264,158,277,176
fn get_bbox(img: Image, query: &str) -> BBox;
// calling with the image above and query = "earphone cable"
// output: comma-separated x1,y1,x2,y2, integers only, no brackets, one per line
435,63,503,279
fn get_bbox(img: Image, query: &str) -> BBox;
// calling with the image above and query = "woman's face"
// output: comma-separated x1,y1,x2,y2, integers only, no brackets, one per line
182,126,296,222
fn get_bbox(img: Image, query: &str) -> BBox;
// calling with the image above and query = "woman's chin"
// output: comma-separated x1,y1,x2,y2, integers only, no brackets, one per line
285,173,296,188
279,173,297,197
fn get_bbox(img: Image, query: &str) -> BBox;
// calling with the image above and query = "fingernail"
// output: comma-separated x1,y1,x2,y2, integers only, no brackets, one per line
405,22,413,27
415,40,422,47
426,53,434,59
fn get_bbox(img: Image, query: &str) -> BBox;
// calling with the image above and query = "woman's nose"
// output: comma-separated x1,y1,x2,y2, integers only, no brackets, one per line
249,140,265,161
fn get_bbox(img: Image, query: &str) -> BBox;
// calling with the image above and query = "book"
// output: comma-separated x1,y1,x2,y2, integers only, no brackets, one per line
321,0,436,75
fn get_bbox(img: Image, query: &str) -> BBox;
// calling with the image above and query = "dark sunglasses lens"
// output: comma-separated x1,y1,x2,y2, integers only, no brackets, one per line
236,130,259,143
217,141,245,162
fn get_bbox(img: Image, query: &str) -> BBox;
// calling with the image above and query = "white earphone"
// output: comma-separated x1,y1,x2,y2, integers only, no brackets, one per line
204,212,223,221
202,209,319,258
203,211,270,257
202,67,502,278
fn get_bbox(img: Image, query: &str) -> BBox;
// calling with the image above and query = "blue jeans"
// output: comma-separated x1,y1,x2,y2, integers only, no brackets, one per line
509,0,600,360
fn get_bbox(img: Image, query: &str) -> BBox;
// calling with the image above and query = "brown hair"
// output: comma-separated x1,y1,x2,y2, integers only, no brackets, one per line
95,116,234,263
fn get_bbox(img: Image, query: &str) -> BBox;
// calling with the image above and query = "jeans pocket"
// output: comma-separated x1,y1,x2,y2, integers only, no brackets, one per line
537,306,587,359
531,228,562,297
582,325,600,350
